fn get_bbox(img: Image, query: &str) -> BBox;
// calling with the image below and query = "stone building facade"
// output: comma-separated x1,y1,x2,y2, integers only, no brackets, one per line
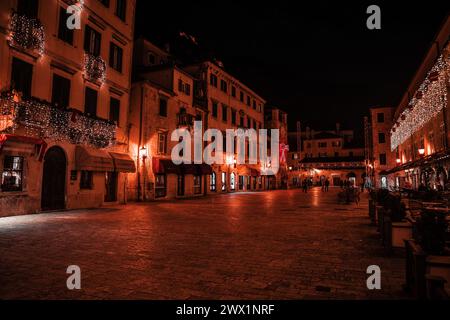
367,106,396,189
287,127,365,188
0,0,136,217
184,61,268,194
386,17,450,191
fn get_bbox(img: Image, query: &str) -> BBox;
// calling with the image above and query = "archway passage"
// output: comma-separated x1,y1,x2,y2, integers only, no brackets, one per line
41,146,66,211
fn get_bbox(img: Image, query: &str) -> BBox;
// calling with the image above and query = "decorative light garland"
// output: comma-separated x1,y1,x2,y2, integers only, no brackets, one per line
8,11,45,56
84,54,107,84
0,91,116,149
391,54,450,151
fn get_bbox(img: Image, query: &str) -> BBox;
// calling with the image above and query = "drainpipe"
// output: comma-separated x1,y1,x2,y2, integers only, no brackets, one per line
137,85,144,201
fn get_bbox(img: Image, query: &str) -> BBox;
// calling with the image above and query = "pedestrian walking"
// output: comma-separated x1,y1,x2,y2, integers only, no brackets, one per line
325,179,330,192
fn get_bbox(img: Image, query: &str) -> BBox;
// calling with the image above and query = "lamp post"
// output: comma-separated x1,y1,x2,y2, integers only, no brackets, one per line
139,146,148,201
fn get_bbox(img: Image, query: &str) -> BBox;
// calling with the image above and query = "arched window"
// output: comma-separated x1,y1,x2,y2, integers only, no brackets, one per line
230,173,236,191
210,172,216,192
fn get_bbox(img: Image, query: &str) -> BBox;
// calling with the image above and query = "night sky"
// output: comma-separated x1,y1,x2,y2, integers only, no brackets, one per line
135,1,449,132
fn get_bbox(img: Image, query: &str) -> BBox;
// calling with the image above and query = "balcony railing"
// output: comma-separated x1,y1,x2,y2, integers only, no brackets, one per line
8,11,45,55
84,54,107,84
0,92,116,149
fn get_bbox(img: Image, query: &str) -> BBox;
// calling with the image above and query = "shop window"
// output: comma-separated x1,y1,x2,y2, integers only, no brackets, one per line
230,173,236,191
194,175,202,194
155,174,166,198
239,175,244,190
247,176,251,190
210,172,216,192
221,172,226,192
80,171,93,189
1,156,24,192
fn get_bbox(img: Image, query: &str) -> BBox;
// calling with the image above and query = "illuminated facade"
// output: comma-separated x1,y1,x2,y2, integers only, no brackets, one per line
0,0,136,217
287,126,365,187
129,38,211,200
385,17,450,190
184,61,268,194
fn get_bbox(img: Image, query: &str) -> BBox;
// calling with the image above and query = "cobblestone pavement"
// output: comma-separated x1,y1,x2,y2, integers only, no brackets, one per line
0,188,408,300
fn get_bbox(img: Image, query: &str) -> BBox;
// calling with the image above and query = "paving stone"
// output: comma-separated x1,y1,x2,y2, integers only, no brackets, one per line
0,188,408,299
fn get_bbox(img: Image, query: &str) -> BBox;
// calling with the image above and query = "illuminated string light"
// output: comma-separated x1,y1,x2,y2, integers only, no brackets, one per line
0,92,116,149
391,54,450,151
8,12,45,56
84,54,107,84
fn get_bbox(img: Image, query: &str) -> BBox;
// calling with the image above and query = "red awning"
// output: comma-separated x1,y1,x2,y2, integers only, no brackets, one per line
152,158,181,174
75,146,114,172
251,169,260,177
0,134,47,161
109,152,136,173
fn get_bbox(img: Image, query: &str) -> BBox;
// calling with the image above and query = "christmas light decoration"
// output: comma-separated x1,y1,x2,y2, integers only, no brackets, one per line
391,54,450,151
84,54,107,84
8,12,45,56
0,92,116,149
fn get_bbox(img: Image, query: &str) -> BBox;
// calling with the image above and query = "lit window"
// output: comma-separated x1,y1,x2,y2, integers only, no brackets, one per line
1,156,24,192
210,172,216,192
158,132,167,154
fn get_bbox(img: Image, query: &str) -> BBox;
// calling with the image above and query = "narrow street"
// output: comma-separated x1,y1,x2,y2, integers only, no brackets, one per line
0,188,406,300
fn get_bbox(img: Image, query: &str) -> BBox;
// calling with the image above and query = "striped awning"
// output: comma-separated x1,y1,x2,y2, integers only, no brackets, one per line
75,146,114,172
109,152,136,173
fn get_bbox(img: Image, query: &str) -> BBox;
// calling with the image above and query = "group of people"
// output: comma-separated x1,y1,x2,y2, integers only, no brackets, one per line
321,179,330,192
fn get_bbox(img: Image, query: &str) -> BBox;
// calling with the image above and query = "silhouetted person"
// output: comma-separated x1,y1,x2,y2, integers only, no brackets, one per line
303,179,308,193
325,179,330,192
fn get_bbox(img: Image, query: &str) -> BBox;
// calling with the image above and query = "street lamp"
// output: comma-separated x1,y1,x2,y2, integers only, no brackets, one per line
396,158,401,164
139,146,148,159
418,148,425,156
140,146,148,201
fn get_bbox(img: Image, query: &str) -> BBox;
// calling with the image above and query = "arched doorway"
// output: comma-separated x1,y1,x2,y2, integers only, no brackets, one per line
41,146,66,211
230,172,236,191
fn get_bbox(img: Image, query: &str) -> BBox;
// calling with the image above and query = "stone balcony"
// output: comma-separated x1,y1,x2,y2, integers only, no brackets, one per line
0,92,116,149
84,53,107,84
8,11,45,56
